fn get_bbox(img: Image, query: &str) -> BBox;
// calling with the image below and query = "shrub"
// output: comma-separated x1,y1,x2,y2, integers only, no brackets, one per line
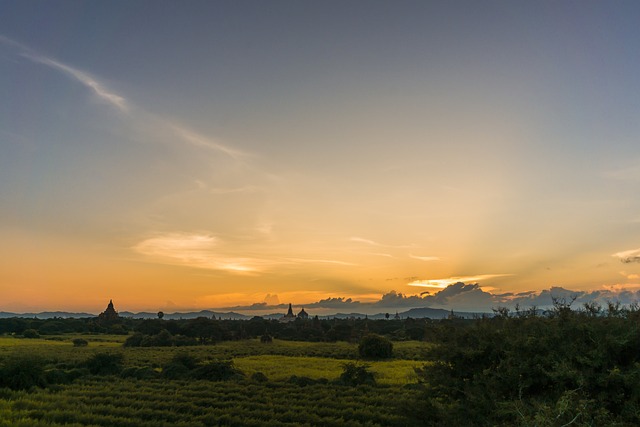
72,338,88,347
121,366,159,379
173,335,198,346
260,334,273,343
191,360,243,381
358,334,393,359
162,353,200,379
45,368,71,385
288,375,321,387
84,352,124,375
123,332,144,347
338,362,375,386
66,368,90,381
162,362,190,380
170,352,200,370
251,371,268,382
0,354,47,390
22,329,40,339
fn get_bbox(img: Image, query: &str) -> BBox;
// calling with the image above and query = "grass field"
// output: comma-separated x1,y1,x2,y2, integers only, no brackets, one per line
234,355,422,385
0,335,428,426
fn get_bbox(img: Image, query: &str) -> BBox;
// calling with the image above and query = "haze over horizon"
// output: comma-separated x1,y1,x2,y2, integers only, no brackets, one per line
2,1,640,313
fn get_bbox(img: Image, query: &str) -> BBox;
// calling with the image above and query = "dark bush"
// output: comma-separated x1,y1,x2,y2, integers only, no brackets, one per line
173,335,198,346
413,311,640,425
72,338,88,347
288,375,320,387
338,362,376,386
22,329,40,339
358,334,393,359
139,329,173,347
121,366,159,379
162,362,190,380
0,354,47,390
135,319,164,335
107,324,128,335
123,332,144,347
66,368,90,381
260,334,273,343
191,360,243,381
45,368,71,385
84,352,124,375
251,371,268,382
170,353,200,370
162,353,200,379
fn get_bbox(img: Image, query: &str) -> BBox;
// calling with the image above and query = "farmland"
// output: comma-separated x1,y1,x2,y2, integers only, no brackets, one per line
0,335,425,426
3,305,640,426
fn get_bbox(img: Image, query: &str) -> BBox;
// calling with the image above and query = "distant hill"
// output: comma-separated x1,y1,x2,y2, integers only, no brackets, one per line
120,310,251,320
316,307,483,320
0,310,253,320
0,306,485,320
399,307,484,319
0,311,95,319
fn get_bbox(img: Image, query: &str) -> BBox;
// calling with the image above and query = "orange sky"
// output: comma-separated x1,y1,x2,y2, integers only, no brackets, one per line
2,3,640,313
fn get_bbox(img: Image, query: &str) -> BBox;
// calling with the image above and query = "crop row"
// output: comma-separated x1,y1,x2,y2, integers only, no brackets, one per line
1,378,415,426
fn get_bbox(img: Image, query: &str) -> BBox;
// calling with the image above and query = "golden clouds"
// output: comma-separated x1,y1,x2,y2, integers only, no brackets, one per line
133,233,276,274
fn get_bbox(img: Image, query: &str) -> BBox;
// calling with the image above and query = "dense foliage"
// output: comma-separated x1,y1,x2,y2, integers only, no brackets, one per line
0,316,432,344
414,303,640,426
0,354,47,390
358,334,393,359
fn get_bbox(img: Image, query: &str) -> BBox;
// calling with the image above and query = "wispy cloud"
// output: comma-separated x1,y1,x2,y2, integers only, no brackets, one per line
133,232,278,274
349,237,413,248
24,53,128,112
350,237,381,246
285,258,358,266
1,35,127,112
208,185,260,195
369,252,394,258
408,274,513,289
409,254,440,262
1,35,248,161
133,232,357,273
169,124,248,161
613,248,640,264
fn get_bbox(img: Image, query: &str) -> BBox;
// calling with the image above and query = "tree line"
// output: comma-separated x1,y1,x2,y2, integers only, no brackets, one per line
0,315,430,344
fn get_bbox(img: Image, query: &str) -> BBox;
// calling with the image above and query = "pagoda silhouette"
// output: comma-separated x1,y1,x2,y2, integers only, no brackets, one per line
98,299,119,322
279,303,309,322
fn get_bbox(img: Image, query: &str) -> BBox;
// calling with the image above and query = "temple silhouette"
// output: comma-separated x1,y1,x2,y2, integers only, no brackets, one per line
98,299,119,322
280,303,309,322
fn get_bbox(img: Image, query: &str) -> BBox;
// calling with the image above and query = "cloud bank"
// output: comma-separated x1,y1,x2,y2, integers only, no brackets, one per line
219,283,640,315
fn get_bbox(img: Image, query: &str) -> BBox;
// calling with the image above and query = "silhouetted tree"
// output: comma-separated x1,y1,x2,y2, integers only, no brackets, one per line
358,333,393,359
22,328,39,338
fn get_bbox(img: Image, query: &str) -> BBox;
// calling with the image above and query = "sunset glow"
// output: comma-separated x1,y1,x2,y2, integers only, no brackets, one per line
2,2,640,314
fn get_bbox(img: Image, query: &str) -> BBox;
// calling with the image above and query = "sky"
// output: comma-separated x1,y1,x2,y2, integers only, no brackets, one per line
2,1,640,314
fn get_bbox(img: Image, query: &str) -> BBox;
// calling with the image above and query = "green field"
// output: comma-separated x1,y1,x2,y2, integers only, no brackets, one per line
0,335,427,426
